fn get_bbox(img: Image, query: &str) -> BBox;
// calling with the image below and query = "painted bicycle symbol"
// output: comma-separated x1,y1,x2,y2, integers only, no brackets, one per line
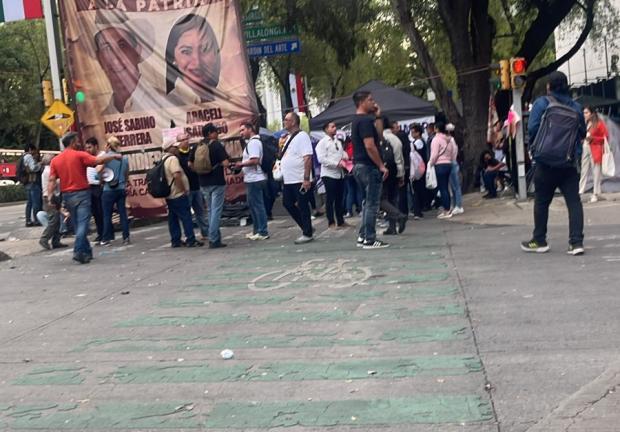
248,258,372,292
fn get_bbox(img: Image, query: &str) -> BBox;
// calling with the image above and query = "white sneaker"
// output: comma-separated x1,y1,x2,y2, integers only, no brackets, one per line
437,211,453,219
245,232,255,239
451,207,464,216
294,235,314,244
250,233,270,241
590,195,598,203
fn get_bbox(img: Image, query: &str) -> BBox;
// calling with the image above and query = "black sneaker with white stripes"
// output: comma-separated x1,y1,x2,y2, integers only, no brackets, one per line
362,239,390,250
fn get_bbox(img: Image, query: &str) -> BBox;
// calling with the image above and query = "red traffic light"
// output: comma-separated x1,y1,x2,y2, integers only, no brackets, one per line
511,58,527,74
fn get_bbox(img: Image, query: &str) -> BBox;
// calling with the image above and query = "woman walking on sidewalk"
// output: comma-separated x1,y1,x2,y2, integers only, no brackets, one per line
582,106,609,202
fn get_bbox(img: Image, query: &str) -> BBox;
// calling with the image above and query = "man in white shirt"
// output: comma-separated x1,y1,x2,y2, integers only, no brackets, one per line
316,121,348,228
236,123,269,240
39,154,66,250
85,137,105,243
281,112,314,244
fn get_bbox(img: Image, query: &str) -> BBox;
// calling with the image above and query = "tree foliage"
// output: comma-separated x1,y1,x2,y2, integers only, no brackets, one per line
0,20,51,149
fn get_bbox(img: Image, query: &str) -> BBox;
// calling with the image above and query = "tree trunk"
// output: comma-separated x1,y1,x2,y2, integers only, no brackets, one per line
249,58,268,128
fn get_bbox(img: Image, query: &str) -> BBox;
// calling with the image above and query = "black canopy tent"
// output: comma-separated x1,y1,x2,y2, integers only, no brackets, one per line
309,80,436,130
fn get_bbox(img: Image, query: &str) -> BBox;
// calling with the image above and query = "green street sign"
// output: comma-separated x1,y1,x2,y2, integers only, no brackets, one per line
243,9,263,24
244,25,297,42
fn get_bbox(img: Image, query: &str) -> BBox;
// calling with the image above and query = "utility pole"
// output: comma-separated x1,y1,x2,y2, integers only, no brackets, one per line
512,88,527,201
42,0,62,101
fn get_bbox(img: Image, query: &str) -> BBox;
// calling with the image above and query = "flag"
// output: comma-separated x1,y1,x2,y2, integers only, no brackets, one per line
0,0,43,24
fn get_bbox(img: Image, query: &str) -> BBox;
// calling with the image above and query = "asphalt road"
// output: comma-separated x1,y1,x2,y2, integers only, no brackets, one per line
0,204,618,431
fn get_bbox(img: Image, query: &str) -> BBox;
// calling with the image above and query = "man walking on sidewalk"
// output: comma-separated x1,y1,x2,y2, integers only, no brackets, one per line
351,91,389,249
281,112,315,244
522,71,587,256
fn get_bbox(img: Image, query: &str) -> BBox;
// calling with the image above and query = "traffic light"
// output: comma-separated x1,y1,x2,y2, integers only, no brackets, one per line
41,80,53,107
499,60,511,90
511,57,527,89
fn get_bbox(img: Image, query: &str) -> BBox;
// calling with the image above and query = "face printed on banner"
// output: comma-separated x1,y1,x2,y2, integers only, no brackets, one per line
166,14,221,103
95,27,142,110
175,29,219,90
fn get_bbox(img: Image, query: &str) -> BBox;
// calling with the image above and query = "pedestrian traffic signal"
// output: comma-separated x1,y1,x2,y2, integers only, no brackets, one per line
41,80,53,107
499,60,511,90
511,57,527,89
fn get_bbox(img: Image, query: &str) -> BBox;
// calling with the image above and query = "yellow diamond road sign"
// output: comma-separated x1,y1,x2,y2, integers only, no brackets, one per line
41,100,75,137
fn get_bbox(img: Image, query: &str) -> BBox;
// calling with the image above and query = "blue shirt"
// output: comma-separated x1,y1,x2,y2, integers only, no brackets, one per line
103,152,128,192
528,91,587,158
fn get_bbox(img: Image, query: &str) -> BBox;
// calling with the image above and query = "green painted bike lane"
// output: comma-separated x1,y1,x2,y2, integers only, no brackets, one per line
4,233,494,430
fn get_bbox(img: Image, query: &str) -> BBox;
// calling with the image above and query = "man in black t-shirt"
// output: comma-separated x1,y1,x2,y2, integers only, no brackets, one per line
190,123,230,248
178,133,209,240
351,91,389,249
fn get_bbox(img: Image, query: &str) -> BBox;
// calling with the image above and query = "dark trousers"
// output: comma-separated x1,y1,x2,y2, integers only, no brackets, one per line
381,175,405,231
344,175,362,214
90,185,104,240
411,178,426,217
282,183,313,237
435,163,452,211
25,183,42,224
354,164,382,242
533,164,584,246
166,195,196,246
398,178,410,216
483,171,499,197
322,177,345,226
263,175,279,218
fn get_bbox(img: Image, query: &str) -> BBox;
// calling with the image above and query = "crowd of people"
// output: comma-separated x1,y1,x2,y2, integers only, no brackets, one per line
20,72,606,262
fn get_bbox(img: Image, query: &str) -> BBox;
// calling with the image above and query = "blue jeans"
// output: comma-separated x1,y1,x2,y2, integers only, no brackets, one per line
345,175,362,214
63,189,92,259
353,164,383,242
25,182,42,224
434,164,452,211
449,161,463,208
189,190,209,238
246,181,268,236
201,185,225,244
102,189,130,242
166,195,196,246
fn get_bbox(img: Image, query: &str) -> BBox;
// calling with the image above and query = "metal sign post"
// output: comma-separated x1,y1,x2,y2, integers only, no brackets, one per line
512,88,528,201
42,0,62,101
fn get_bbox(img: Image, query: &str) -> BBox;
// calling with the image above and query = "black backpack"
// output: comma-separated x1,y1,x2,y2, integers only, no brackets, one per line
531,96,582,167
16,155,30,184
260,137,278,174
380,139,396,172
146,155,175,198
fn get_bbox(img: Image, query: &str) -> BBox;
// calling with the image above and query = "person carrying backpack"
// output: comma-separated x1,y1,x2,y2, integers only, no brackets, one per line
19,144,43,227
522,71,587,256
234,122,269,240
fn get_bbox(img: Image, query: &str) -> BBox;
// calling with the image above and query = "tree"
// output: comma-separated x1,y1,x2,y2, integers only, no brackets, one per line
391,0,613,189
0,20,51,149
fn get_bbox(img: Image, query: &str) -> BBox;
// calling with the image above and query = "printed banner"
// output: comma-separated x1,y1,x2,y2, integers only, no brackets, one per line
59,0,258,217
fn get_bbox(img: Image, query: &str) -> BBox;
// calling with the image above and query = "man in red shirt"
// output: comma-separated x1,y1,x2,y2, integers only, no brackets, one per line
48,132,122,264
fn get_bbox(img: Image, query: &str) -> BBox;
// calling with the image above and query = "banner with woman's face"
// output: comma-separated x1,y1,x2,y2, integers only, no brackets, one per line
60,0,257,217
